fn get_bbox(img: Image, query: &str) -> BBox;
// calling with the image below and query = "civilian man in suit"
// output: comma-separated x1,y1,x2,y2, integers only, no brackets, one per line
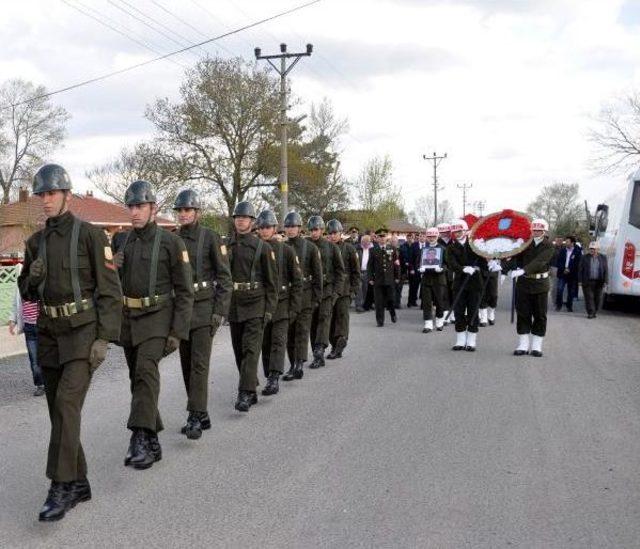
355,234,374,312
579,241,608,318
408,232,426,307
555,235,582,312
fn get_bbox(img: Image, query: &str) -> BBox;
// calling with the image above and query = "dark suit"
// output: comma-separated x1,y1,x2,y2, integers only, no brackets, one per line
408,241,423,306
555,246,582,310
579,253,608,316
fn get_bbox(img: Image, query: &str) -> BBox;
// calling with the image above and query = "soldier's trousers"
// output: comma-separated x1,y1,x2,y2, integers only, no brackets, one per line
287,306,313,363
42,360,91,482
421,284,446,320
374,285,395,325
480,275,499,308
408,273,420,306
453,285,482,333
262,317,289,376
179,326,214,413
516,290,548,336
124,337,165,433
230,317,264,392
311,296,334,348
329,295,351,347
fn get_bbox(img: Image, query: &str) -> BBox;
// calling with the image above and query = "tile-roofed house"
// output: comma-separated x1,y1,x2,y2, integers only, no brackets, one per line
0,189,175,258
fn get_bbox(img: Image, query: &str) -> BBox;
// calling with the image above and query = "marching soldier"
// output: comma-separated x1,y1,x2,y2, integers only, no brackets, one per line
308,215,345,369
506,218,554,357
18,164,122,521
326,219,361,359
367,227,400,327
227,201,278,411
256,210,302,395
113,180,193,470
283,211,323,381
478,270,499,327
416,227,448,333
438,222,455,323
445,219,488,351
174,190,232,439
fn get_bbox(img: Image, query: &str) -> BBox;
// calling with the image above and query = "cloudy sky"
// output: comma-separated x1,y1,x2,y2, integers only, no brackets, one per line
2,0,640,218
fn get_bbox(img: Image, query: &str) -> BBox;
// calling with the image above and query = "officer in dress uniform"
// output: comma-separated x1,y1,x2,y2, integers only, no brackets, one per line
367,227,400,327
416,227,448,333
283,211,323,381
326,219,361,359
227,201,278,411
308,215,345,369
113,181,193,470
437,222,455,323
174,190,232,439
506,218,555,357
18,164,123,522
256,210,302,395
445,219,488,351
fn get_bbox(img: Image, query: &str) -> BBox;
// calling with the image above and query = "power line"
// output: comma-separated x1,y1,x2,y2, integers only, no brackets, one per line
457,182,473,216
3,0,322,110
423,152,447,225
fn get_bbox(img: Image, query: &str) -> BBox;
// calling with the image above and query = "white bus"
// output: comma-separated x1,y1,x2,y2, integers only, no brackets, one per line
592,167,640,304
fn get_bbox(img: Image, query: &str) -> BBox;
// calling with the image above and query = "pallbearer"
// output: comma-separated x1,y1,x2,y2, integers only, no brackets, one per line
174,190,232,439
437,222,455,323
417,227,448,333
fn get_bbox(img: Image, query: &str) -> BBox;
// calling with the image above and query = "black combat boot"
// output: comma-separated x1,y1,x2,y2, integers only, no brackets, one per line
148,431,162,462
293,360,304,379
181,411,211,434
128,429,155,470
38,481,71,522
184,413,203,440
124,429,143,466
262,372,280,395
309,345,325,369
235,391,252,412
326,346,338,359
248,392,258,406
334,337,347,358
282,363,296,381
67,478,92,509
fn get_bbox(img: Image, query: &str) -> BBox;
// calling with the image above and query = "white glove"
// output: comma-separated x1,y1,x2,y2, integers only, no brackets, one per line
462,266,476,276
510,268,525,279
434,266,443,273
500,274,507,285
419,266,427,273
488,260,502,273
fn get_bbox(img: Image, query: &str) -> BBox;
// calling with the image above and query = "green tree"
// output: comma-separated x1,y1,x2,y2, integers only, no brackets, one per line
526,182,584,237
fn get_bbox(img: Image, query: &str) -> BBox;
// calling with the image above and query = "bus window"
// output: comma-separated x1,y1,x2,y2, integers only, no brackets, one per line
630,181,640,229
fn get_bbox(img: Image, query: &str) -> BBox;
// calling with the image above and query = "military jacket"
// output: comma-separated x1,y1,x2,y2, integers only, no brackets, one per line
227,232,278,323
415,242,449,287
445,238,488,291
178,222,232,330
287,235,323,308
268,237,303,321
336,240,361,297
367,244,401,287
505,238,555,294
19,211,123,366
310,237,346,299
113,222,193,346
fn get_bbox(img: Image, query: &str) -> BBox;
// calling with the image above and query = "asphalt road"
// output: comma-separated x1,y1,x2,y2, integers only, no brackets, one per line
1,287,639,548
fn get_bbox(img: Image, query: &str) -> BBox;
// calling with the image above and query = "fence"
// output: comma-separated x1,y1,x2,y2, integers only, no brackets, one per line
0,265,20,324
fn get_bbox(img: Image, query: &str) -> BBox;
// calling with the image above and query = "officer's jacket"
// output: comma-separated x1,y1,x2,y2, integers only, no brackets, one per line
113,222,194,346
227,232,278,322
19,211,123,366
367,244,400,287
311,236,346,299
504,238,555,294
445,238,488,291
268,237,302,321
287,235,322,308
336,240,361,297
178,222,232,330
415,242,449,287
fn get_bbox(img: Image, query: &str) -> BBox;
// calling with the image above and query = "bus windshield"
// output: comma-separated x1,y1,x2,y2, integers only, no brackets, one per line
630,180,640,230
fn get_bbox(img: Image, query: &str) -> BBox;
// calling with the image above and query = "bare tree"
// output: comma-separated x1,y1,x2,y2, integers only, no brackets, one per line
410,195,454,227
0,79,70,203
526,182,583,236
590,92,640,173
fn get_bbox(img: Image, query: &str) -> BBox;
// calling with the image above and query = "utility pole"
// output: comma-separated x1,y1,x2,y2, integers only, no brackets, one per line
474,200,486,217
457,183,473,216
422,152,447,225
255,43,313,225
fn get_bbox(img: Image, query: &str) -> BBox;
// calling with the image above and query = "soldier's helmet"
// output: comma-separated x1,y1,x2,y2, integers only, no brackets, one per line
307,215,325,231
426,227,439,238
437,222,451,234
531,218,549,232
450,219,468,233
173,189,201,210
33,164,72,195
326,219,343,234
232,201,256,218
284,211,303,227
256,209,278,228
124,180,156,206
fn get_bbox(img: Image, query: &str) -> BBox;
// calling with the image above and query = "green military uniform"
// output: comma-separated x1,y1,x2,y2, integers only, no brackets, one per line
285,233,323,379
328,239,361,357
177,221,232,417
309,236,345,367
262,237,302,377
367,241,400,326
114,221,193,435
19,211,123,484
227,231,278,400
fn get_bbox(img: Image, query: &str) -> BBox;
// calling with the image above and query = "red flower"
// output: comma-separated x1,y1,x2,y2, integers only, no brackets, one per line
472,210,531,240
